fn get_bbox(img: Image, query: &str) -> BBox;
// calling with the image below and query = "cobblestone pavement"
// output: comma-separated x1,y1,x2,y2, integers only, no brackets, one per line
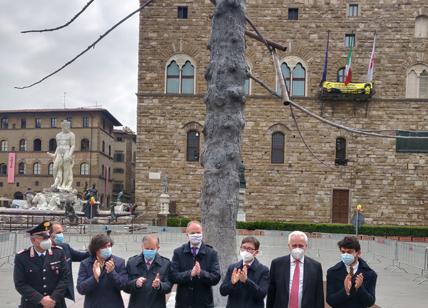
1,227,427,307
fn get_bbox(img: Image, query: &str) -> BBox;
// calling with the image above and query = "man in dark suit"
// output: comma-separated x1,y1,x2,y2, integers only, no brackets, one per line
50,221,90,302
169,220,221,308
267,230,324,308
14,221,70,308
220,236,269,308
124,234,172,308
326,236,377,308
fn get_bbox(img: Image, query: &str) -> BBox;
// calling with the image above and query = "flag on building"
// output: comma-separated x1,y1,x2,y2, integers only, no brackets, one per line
7,152,16,184
320,31,330,84
367,34,376,82
344,43,353,85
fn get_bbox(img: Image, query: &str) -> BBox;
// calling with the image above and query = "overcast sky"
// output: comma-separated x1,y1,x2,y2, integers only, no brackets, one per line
0,0,139,130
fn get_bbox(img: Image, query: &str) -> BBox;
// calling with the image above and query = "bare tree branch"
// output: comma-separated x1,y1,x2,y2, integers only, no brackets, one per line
21,0,96,33
15,0,155,90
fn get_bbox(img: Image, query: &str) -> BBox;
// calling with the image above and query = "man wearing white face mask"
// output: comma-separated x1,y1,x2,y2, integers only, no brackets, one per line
169,220,221,308
267,231,324,308
220,236,269,308
14,220,70,308
326,236,377,308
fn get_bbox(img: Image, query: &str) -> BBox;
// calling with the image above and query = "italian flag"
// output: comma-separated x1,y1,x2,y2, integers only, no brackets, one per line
344,43,353,85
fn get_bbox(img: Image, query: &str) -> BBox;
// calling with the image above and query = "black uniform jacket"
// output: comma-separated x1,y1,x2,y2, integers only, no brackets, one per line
124,252,172,308
220,258,270,308
14,246,70,308
326,258,377,308
169,242,221,308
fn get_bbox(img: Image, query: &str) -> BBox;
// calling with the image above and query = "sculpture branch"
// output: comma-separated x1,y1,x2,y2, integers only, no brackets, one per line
15,0,154,89
21,0,96,33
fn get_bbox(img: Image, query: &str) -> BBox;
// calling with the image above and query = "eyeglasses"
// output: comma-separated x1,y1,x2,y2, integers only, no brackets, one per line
240,246,256,253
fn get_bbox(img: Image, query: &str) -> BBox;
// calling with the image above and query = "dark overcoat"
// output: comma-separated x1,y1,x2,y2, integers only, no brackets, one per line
124,252,172,308
76,255,127,308
220,258,270,308
169,242,221,308
326,258,377,308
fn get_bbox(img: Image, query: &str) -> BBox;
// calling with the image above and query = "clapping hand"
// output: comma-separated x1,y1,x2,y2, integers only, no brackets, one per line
191,261,201,277
231,268,240,285
355,273,364,289
152,272,161,289
136,277,146,288
239,265,248,283
93,260,101,282
105,259,115,273
344,273,352,295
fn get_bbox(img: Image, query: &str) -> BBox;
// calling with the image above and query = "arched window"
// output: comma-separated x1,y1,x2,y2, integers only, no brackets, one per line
80,163,90,175
19,139,27,152
33,162,41,175
415,15,428,38
271,132,285,164
166,56,196,95
33,139,42,152
101,164,105,178
48,162,54,175
49,138,57,152
337,67,346,82
406,64,428,98
292,63,306,96
186,130,200,161
0,163,7,176
335,137,348,166
181,61,195,94
108,145,111,157
277,58,307,97
420,70,428,98
166,61,180,94
0,140,7,152
102,141,105,153
81,138,90,151
18,162,25,175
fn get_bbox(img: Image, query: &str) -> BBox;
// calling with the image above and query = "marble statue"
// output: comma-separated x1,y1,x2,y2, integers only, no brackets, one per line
47,120,75,191
33,193,48,210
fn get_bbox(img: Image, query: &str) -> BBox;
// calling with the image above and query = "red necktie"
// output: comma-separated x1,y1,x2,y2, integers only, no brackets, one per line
289,260,300,308
146,261,151,269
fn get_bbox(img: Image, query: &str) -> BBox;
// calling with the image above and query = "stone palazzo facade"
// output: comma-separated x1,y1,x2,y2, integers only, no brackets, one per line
136,0,428,226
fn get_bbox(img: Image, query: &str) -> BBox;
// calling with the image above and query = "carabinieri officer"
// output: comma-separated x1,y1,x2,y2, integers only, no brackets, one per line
14,221,70,308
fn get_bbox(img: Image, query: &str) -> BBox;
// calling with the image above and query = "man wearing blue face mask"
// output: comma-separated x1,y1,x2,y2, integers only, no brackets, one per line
326,236,377,308
77,233,128,308
169,220,221,308
124,234,172,308
50,221,90,303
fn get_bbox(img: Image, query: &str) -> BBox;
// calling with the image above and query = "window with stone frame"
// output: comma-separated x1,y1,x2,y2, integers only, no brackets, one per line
83,116,90,128
1,118,8,129
48,162,54,175
347,4,359,17
35,118,42,128
415,15,428,38
0,140,7,152
335,137,348,165
21,118,26,128
80,163,90,175
18,162,25,175
102,141,105,153
337,67,346,82
19,139,27,151
33,162,41,175
0,163,7,176
81,138,90,151
186,130,200,162
345,34,356,48
50,117,56,128
177,6,188,19
49,138,57,152
396,131,428,153
166,55,196,94
288,8,299,20
271,132,285,164
406,64,428,98
33,139,42,152
277,58,307,97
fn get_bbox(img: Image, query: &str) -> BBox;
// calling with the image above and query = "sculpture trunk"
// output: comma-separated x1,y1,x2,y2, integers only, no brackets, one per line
201,0,246,305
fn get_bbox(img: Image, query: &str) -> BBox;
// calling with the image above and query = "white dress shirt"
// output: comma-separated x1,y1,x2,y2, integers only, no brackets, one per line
289,255,304,308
